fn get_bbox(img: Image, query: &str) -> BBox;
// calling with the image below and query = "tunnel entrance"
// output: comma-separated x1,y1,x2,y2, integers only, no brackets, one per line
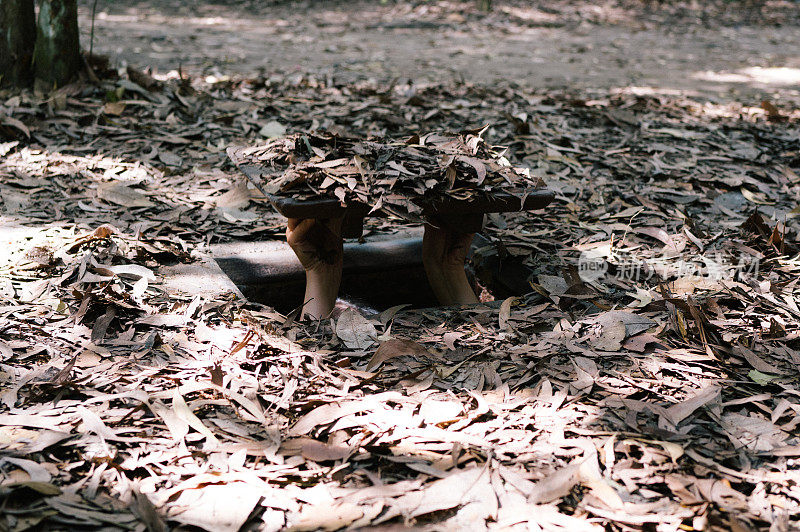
212,235,438,314
237,264,439,315
211,233,531,315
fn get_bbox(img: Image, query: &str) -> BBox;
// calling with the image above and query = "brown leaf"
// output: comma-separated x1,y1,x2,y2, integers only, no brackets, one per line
734,345,784,374
442,331,464,350
210,363,224,387
528,461,583,504
457,155,487,185
760,100,784,121
663,386,720,425
169,482,262,532
131,488,167,532
1,115,30,137
97,182,156,208
388,467,495,519
91,307,116,344
498,297,516,331
289,502,365,531
293,437,354,462
622,332,662,352
288,394,403,436
52,355,78,385
367,338,429,370
103,101,127,116
336,309,377,349
593,319,626,351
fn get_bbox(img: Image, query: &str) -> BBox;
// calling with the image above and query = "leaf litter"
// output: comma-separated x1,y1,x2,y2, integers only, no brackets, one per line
1,24,800,532
228,130,546,222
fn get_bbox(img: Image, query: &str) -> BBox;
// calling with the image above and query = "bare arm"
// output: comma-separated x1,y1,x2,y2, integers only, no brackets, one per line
422,222,479,305
286,217,343,319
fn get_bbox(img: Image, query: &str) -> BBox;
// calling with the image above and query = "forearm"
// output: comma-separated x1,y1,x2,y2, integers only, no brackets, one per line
302,268,341,320
424,256,479,305
424,262,450,305
435,266,479,305
422,223,479,306
286,217,344,320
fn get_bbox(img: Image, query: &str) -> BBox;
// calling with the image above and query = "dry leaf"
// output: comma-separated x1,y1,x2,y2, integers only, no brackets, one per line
97,182,156,208
169,482,262,532
663,386,720,425
103,101,127,116
335,308,377,349
498,297,516,331
367,338,429,370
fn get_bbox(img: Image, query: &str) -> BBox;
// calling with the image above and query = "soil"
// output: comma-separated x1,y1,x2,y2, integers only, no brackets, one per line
80,0,800,101
2,3,800,530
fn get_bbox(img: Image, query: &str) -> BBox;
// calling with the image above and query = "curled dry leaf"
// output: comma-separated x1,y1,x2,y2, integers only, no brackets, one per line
498,297,516,331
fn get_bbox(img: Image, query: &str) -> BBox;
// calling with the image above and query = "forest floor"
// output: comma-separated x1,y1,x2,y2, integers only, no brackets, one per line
80,0,800,99
2,1,800,531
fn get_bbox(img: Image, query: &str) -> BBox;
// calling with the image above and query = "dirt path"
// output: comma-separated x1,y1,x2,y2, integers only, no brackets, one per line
80,0,800,100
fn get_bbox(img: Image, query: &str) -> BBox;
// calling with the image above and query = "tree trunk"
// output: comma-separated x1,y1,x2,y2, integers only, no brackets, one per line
33,0,80,88
0,0,36,87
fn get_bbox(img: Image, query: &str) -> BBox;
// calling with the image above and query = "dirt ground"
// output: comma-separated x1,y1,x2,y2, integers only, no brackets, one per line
2,2,800,532
81,0,800,99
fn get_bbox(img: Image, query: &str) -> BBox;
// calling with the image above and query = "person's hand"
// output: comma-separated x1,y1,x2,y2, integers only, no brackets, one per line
287,217,344,273
287,217,343,319
422,222,479,305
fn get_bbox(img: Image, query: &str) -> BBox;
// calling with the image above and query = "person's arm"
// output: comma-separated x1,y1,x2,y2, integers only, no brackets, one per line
286,217,343,319
422,222,479,305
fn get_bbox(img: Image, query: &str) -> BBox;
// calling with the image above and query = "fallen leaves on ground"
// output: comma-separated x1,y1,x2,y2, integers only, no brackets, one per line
1,47,800,532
